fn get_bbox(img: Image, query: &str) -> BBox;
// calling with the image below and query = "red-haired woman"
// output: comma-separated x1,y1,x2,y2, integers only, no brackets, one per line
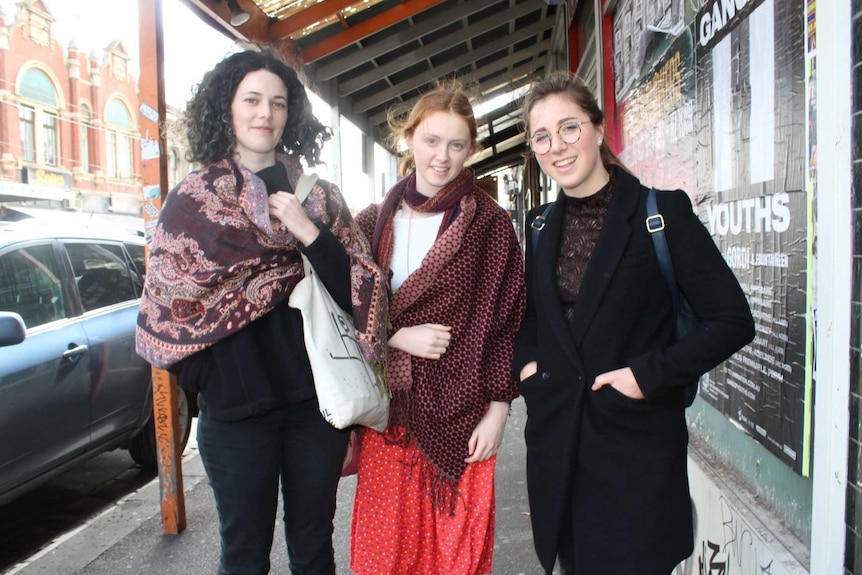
350,83,526,575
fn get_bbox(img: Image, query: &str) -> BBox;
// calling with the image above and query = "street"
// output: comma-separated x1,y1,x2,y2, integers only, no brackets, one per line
0,448,157,572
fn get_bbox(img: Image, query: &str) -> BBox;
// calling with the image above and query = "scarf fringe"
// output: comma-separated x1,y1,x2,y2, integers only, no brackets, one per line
420,460,461,517
385,389,412,435
383,390,462,516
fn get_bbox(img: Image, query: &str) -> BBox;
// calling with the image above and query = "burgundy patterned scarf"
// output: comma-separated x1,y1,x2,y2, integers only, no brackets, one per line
357,168,524,512
136,153,387,369
370,169,473,287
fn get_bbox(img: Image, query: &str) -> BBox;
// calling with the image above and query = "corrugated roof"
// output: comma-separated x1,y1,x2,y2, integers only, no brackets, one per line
183,0,570,176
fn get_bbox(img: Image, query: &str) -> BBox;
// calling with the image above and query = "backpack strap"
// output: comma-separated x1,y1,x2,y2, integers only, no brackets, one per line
646,188,680,317
646,188,701,406
530,202,555,256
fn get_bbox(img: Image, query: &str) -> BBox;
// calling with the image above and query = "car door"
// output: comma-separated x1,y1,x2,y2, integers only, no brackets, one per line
0,241,92,496
63,240,151,448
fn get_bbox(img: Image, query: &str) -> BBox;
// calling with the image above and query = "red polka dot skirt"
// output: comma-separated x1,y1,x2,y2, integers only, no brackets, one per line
350,428,497,575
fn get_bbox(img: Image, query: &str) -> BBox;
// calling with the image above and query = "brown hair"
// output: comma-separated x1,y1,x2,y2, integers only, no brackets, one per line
387,80,481,177
522,72,625,169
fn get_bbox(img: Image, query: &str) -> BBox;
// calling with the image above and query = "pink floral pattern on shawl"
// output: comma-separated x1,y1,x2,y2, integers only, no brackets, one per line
136,153,387,369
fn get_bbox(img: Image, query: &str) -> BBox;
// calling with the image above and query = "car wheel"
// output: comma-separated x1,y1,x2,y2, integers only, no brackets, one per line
129,388,194,470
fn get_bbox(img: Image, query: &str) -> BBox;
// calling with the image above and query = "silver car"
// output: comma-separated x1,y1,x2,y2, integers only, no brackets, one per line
0,221,194,506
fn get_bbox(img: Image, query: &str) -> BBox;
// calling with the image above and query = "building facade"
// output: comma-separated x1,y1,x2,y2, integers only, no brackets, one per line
0,0,190,222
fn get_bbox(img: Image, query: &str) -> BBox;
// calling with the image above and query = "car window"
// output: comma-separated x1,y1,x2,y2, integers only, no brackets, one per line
0,244,66,328
124,242,146,296
66,243,137,312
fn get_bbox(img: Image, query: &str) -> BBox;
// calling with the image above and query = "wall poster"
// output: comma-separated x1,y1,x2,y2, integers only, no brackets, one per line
612,0,812,475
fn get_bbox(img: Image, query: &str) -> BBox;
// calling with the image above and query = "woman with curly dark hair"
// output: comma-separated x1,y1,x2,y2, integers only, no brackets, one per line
136,48,388,575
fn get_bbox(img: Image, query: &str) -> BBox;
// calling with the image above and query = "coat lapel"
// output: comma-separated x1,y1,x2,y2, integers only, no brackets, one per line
569,169,642,345
533,195,583,368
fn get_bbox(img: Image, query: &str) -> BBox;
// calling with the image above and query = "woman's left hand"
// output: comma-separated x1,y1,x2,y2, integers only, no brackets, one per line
465,401,509,463
591,367,645,399
268,191,320,246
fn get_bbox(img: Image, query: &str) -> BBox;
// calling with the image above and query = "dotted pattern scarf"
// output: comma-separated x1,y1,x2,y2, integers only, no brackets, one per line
136,154,388,370
356,169,525,511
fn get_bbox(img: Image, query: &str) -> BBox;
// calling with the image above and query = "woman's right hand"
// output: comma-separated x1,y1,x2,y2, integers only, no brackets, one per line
388,324,452,359
519,361,538,382
268,191,320,246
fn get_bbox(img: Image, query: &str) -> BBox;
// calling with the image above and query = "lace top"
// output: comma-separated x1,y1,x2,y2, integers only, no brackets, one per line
556,177,614,322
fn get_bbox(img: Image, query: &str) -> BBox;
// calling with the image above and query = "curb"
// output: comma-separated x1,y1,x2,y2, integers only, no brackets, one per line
5,452,207,575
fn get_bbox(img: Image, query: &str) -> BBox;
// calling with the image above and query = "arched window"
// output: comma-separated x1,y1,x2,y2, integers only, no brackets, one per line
105,99,133,179
79,104,91,172
20,69,57,107
19,68,60,166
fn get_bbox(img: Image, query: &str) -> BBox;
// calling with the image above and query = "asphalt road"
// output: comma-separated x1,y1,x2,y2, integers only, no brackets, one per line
0,448,157,572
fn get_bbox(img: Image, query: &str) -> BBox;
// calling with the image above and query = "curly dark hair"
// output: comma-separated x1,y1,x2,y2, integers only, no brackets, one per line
182,48,330,167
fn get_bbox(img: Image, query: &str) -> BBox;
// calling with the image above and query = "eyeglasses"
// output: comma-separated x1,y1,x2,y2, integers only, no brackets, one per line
528,121,584,155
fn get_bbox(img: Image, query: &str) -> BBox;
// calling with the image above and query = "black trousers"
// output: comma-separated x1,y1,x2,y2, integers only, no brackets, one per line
197,399,350,575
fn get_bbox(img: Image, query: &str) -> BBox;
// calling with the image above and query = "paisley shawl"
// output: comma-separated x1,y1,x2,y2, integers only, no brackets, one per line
136,153,387,370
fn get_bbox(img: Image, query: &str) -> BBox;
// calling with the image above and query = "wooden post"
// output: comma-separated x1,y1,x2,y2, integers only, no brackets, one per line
138,0,186,534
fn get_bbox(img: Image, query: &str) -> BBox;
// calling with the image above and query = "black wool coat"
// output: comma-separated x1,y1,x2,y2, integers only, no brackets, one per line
512,167,754,574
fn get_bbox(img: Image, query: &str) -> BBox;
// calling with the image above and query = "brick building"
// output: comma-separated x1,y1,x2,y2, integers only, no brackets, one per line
0,0,189,223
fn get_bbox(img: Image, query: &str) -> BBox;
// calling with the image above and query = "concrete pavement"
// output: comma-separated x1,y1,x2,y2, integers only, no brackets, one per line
5,397,550,575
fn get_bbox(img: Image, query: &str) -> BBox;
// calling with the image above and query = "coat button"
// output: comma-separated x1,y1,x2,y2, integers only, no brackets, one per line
541,371,551,380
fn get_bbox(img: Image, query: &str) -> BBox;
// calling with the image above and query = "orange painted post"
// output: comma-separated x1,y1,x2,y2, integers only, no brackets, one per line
137,0,186,534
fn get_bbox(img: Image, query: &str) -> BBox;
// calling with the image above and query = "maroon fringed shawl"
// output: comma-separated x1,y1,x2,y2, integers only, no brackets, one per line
356,168,525,507
136,154,387,369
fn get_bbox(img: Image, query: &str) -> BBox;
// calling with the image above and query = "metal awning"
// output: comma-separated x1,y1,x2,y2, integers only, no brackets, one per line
180,0,570,176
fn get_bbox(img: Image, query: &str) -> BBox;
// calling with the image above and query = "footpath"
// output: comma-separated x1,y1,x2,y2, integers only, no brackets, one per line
6,398,548,575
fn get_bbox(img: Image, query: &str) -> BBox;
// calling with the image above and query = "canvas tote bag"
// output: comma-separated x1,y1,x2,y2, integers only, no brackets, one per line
288,173,389,432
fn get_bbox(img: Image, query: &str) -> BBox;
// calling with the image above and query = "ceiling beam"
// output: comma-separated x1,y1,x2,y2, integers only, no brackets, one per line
354,19,553,113
468,130,525,166
269,0,359,38
473,47,548,94
478,60,545,100
368,39,549,127
298,0,448,64
337,0,539,97
313,0,504,81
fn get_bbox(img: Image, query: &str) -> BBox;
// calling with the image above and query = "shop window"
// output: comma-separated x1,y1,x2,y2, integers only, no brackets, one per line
79,104,91,172
19,106,35,163
42,112,58,166
18,68,61,166
105,100,133,179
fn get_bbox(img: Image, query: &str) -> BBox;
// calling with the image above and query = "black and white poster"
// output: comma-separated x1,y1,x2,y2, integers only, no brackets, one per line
613,0,812,475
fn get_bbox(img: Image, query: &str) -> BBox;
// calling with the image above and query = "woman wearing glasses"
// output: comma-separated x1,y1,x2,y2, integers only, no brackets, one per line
513,72,754,574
